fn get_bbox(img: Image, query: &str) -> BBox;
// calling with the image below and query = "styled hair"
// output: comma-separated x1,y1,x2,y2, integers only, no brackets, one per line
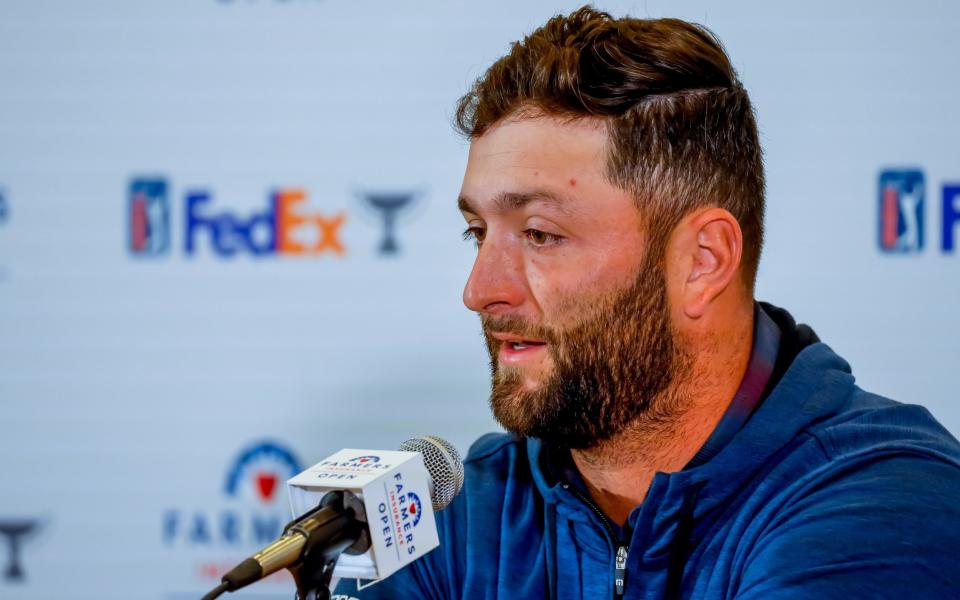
455,6,765,289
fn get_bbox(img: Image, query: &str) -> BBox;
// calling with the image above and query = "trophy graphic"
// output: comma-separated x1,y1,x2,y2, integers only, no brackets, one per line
359,191,421,255
0,519,40,581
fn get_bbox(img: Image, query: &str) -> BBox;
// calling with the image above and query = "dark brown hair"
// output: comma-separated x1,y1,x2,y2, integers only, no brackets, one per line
455,6,765,289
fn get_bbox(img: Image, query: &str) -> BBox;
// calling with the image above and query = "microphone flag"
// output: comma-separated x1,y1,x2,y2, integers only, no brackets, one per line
287,448,440,581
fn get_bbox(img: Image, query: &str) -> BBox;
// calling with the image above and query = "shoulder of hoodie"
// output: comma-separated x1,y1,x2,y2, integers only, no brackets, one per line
804,384,960,472
463,432,534,479
754,388,960,550
465,432,524,464
452,433,531,495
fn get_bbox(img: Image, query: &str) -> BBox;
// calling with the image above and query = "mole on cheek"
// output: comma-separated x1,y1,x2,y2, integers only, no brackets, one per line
569,178,577,186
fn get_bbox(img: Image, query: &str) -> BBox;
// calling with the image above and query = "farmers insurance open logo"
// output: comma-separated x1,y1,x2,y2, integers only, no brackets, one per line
161,440,302,586
380,473,424,556
317,454,392,475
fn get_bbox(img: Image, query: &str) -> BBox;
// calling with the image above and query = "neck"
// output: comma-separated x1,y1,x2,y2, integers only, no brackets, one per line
570,309,754,526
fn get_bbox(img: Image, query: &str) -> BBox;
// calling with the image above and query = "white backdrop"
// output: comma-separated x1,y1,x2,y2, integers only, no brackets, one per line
1,1,958,598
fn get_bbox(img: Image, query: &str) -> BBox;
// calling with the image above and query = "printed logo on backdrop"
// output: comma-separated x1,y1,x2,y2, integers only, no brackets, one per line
0,187,8,226
162,440,302,587
128,179,170,256
878,168,960,254
944,183,960,252
878,169,924,253
358,191,422,256
186,187,345,257
0,519,42,584
0,188,9,282
127,176,424,259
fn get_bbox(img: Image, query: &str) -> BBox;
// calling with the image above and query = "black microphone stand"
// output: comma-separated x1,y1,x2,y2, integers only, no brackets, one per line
288,491,366,600
201,491,365,600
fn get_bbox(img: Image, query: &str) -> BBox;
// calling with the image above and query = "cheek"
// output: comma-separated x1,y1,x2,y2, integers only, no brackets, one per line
525,249,638,322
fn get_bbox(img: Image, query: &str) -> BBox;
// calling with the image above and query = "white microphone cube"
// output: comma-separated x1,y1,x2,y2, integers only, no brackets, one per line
286,449,440,580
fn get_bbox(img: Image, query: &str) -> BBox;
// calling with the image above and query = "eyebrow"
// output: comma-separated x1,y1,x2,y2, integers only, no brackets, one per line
458,189,573,216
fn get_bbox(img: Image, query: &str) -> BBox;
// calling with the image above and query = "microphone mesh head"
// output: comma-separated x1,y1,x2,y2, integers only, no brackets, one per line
398,436,464,511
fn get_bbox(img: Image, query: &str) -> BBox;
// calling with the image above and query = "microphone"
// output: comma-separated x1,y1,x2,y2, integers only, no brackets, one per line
202,436,463,600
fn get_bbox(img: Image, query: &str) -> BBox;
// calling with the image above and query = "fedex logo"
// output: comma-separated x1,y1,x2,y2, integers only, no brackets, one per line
943,184,960,252
877,169,960,254
129,176,421,258
186,188,345,257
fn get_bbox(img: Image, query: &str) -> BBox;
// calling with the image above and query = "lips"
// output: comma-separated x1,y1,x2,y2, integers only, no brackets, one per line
491,332,548,365
490,331,546,346
507,340,546,350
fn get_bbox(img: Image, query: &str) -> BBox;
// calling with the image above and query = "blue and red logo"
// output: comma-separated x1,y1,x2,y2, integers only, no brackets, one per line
129,178,170,256
162,439,303,578
127,176,424,259
185,188,345,257
878,168,960,254
223,441,302,504
162,440,303,588
380,477,425,555
878,169,924,253
402,491,422,528
346,455,381,466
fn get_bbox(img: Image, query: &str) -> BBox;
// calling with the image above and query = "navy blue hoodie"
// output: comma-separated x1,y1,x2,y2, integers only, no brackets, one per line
335,305,960,599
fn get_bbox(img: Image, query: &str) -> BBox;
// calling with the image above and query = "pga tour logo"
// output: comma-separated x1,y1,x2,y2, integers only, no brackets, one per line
878,169,924,252
878,168,960,253
129,179,170,256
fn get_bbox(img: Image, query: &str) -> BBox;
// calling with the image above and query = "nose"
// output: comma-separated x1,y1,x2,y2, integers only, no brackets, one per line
463,238,527,315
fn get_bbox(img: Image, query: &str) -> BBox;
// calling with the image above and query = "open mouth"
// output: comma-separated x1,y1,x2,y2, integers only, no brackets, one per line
507,340,546,350
490,332,548,362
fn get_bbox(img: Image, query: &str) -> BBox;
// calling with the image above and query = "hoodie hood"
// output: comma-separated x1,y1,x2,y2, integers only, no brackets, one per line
527,303,841,519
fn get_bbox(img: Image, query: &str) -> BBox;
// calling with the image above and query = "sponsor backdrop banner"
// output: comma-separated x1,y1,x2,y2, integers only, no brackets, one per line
0,1,957,598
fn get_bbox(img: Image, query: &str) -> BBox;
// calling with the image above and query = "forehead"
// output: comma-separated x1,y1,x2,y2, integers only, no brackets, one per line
460,115,613,212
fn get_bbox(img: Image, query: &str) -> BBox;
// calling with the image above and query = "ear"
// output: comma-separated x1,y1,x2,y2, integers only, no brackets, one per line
671,208,743,320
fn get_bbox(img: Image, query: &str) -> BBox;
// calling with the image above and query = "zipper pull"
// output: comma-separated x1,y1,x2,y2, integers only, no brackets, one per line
614,545,628,598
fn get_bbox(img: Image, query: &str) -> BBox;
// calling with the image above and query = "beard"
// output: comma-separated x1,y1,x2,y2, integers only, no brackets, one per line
481,252,693,450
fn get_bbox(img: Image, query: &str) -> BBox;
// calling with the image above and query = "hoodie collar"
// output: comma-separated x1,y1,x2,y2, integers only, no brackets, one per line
686,303,781,468
527,307,854,526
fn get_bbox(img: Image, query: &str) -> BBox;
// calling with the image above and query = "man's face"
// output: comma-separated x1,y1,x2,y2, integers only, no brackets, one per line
459,115,690,449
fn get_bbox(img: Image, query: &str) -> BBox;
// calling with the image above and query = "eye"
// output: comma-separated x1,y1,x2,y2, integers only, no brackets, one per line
524,228,562,247
462,226,486,245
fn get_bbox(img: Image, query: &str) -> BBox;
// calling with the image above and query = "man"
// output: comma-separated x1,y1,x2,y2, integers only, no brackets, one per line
336,6,960,599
